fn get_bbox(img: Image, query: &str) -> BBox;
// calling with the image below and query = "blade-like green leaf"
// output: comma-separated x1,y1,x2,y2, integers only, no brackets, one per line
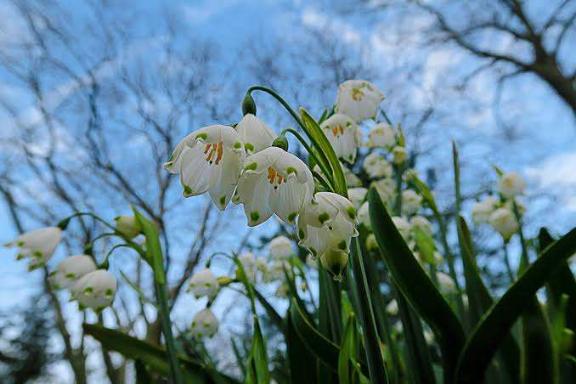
132,208,164,284
253,288,285,332
83,323,238,384
286,307,318,384
521,298,556,384
246,320,270,384
290,298,341,371
455,227,576,384
135,359,154,384
300,108,347,195
338,314,370,384
368,188,465,381
457,217,520,384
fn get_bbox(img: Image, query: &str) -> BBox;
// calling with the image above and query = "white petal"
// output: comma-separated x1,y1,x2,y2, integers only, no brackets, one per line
236,172,274,226
236,114,277,154
270,178,310,224
208,146,244,209
179,146,211,197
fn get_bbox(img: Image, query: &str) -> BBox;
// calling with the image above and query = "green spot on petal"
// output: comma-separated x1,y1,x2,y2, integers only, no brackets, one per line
196,132,208,140
234,141,242,149
338,240,347,250
219,195,226,207
286,167,297,175
288,212,298,222
318,212,330,224
245,162,258,171
298,229,305,239
244,143,254,152
183,185,192,196
347,206,356,220
250,211,260,222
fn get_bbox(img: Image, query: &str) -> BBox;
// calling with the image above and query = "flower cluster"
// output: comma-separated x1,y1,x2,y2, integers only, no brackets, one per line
471,171,526,241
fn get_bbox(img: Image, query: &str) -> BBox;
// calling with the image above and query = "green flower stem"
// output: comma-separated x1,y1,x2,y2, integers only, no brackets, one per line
503,242,516,282
58,211,116,231
512,201,530,272
247,86,334,187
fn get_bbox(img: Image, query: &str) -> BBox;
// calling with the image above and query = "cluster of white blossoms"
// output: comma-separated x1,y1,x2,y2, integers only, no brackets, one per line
471,171,526,241
5,225,121,311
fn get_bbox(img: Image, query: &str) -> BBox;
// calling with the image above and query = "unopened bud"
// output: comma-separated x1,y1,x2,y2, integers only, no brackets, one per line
242,93,257,116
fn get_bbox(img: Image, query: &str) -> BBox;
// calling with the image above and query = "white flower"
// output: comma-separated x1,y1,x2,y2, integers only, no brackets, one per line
343,163,362,187
164,125,245,210
335,80,385,122
269,236,294,260
5,227,62,270
347,187,368,209
358,202,371,229
190,308,219,339
363,152,392,179
368,123,396,148
235,147,314,226
402,190,422,215
505,199,526,217
236,114,277,154
386,300,399,315
188,268,219,300
489,207,519,240
392,146,407,165
437,272,456,293
114,215,141,239
50,255,97,289
320,113,360,163
236,252,258,282
71,270,117,310
410,216,432,235
498,172,526,198
298,192,358,279
471,197,499,224
265,260,290,282
372,178,396,206
366,233,378,251
392,216,411,240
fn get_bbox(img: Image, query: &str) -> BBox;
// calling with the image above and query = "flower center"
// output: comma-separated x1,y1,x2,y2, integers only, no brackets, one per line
331,124,344,137
204,142,224,165
267,167,285,190
351,87,364,101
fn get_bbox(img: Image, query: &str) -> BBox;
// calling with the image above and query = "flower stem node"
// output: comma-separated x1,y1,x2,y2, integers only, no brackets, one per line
272,135,289,151
242,93,257,116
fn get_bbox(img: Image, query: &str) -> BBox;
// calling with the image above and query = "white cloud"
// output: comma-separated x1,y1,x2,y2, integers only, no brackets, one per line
301,7,361,45
526,151,576,188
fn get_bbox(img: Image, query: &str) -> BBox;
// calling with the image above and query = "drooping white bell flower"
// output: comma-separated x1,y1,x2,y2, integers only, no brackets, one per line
347,187,368,209
236,114,277,154
368,123,396,148
297,192,358,279
320,113,360,163
392,146,407,165
114,215,141,239
392,216,411,240
5,227,62,270
471,197,499,224
437,272,456,293
386,300,399,315
498,172,526,199
265,259,290,282
164,125,245,210
187,268,219,300
235,147,314,226
50,255,97,289
190,308,219,339
401,190,422,215
410,216,433,236
335,80,385,122
71,270,117,310
363,152,392,179
489,207,519,241
504,198,526,217
269,236,294,260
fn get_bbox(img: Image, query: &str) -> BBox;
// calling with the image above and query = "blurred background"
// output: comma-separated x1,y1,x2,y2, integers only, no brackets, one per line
0,0,574,382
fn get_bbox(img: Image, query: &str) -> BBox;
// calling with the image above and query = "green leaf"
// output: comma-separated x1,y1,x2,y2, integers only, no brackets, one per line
300,108,347,195
83,323,238,384
368,188,466,380
290,298,341,371
132,208,165,284
338,314,370,384
286,307,318,384
246,320,270,384
521,299,556,384
540,228,576,333
455,227,576,384
457,217,520,383
253,288,285,332
135,359,154,384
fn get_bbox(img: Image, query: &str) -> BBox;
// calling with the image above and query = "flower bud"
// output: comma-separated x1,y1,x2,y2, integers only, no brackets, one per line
190,308,219,339
71,270,117,311
50,255,97,289
386,300,399,315
436,272,456,293
187,268,219,300
114,215,141,239
392,146,407,165
320,247,349,281
366,233,378,251
498,172,526,198
242,93,257,116
272,135,289,151
269,236,294,260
